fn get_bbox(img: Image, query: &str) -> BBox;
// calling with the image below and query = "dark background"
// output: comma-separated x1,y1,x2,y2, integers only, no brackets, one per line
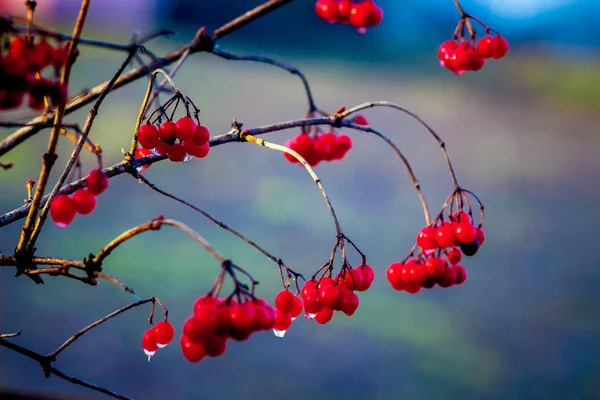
1,0,599,399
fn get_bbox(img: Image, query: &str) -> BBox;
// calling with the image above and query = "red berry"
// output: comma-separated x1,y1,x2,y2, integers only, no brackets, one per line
332,135,352,159
357,264,375,291
142,328,158,355
366,2,383,27
447,42,471,74
315,0,339,23
193,125,210,146
50,194,76,228
290,296,303,318
340,290,359,316
337,0,352,23
154,321,175,347
175,117,196,141
275,290,296,314
349,2,371,28
180,335,206,363
318,276,336,288
436,222,458,248
252,302,276,331
452,212,471,223
137,124,159,150
302,290,322,314
284,139,299,163
454,265,467,284
455,222,477,243
342,268,364,291
437,266,457,288
159,121,177,142
201,334,227,357
154,140,172,155
313,134,333,162
417,227,438,250
167,143,187,162
477,35,495,58
447,248,462,265
354,114,368,125
421,278,436,289
404,281,422,294
438,40,456,67
387,262,405,290
319,285,341,309
229,304,255,331
314,307,333,324
467,47,485,71
301,280,318,299
86,169,108,195
183,317,204,343
408,262,428,284
215,305,232,335
425,257,446,278
273,309,292,330
476,227,486,245
71,189,96,215
193,303,218,334
319,133,338,161
491,36,508,59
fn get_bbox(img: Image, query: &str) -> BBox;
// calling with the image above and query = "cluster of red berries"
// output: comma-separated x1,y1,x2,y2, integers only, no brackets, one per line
1,35,67,110
180,295,277,363
386,212,485,293
272,290,304,336
50,169,108,228
136,116,211,162
141,321,175,360
438,35,509,75
315,0,383,34
298,264,374,325
284,132,352,167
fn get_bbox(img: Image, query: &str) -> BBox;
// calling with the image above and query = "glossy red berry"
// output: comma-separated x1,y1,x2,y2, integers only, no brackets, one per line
167,143,187,162
337,0,352,23
437,266,457,288
159,121,177,142
302,290,322,314
417,227,438,250
315,0,339,23
284,139,300,163
193,125,210,146
319,285,341,309
467,46,485,71
193,303,218,334
301,280,318,299
275,290,296,314
290,296,303,318
313,134,333,162
357,264,375,291
273,309,292,331
491,36,509,59
477,35,495,58
342,268,364,291
201,334,227,357
314,307,333,324
408,262,428,284
142,328,158,356
86,169,108,195
447,248,462,265
334,135,352,158
452,212,471,223
387,262,404,288
438,40,456,67
447,42,471,74
154,140,172,155
436,222,458,248
229,304,255,331
366,2,384,27
71,189,96,215
425,257,446,278
137,124,159,150
454,265,467,284
354,114,368,125
455,222,477,243
154,321,175,347
404,281,422,294
341,291,359,316
50,194,76,228
174,117,196,141
180,335,206,363
349,2,371,28
476,227,486,245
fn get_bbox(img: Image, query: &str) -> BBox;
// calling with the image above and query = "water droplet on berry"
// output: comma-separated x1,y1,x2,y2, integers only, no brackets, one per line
144,349,156,358
273,329,287,338
424,248,435,256
291,317,297,321
304,312,316,320
54,222,68,229
157,343,167,349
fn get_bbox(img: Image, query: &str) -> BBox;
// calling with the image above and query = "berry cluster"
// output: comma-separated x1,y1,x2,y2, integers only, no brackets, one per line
386,210,485,293
315,0,383,34
141,321,175,360
438,35,508,75
272,290,304,336
180,295,277,363
1,34,67,110
136,116,211,163
298,264,374,325
284,132,352,167
50,169,108,228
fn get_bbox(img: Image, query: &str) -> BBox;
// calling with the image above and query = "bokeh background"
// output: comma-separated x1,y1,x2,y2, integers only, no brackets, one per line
1,0,600,399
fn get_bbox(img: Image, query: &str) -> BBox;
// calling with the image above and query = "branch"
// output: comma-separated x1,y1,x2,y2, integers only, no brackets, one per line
15,0,91,262
211,47,317,112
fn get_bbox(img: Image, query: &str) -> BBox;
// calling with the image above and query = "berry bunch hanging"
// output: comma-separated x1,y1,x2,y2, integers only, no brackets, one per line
438,11,508,75
141,321,175,360
284,131,352,166
315,0,383,34
49,168,108,228
0,33,68,110
386,189,485,293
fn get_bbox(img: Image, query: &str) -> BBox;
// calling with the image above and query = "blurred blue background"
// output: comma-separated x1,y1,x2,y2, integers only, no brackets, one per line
1,0,600,399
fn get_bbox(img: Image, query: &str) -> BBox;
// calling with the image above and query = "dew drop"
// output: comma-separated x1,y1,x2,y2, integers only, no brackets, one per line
304,312,316,320
54,222,67,229
157,343,167,349
273,329,286,338
144,349,156,359
291,317,297,321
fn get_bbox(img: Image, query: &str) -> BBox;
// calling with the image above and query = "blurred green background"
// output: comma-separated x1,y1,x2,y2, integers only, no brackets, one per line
1,0,600,399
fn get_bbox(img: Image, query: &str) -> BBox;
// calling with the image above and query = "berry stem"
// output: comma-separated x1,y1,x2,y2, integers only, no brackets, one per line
243,134,344,237
48,297,162,359
452,0,467,18
211,47,318,113
132,171,304,281
16,0,91,262
340,101,460,189
0,332,20,339
92,218,225,265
